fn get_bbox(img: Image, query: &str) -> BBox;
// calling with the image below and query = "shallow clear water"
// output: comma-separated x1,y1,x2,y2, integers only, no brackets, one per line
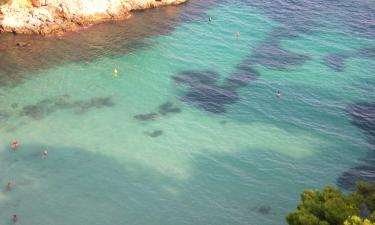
0,0,374,224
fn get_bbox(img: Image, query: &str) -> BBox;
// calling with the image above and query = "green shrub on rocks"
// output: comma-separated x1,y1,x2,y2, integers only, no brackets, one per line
287,182,375,225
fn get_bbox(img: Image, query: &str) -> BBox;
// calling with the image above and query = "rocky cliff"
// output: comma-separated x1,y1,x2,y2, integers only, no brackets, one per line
0,0,187,35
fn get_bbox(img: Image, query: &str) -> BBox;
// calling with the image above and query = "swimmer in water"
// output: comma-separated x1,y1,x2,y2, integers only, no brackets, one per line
235,32,240,37
42,149,48,160
12,214,17,223
113,69,118,77
276,91,282,98
209,17,212,22
7,181,13,191
11,141,19,150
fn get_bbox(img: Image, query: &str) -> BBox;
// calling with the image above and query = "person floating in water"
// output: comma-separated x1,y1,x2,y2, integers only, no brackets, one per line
12,214,17,223
276,90,282,98
7,181,13,191
42,149,48,160
11,141,19,150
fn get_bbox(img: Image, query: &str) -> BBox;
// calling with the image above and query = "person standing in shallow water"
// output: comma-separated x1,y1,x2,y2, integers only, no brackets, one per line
7,181,13,191
12,214,17,223
11,141,19,150
42,149,48,159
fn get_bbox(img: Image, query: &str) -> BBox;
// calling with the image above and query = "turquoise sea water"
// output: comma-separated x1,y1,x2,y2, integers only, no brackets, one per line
0,1,374,224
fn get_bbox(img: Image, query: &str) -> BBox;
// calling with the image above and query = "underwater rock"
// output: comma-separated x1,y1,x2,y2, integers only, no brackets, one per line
0,111,10,120
356,48,375,59
250,42,310,70
134,113,158,121
220,120,227,125
173,70,233,113
173,70,219,87
182,85,239,114
21,105,48,120
346,103,375,137
158,101,181,116
223,65,259,90
337,103,375,189
323,48,375,72
20,99,56,120
134,101,181,122
74,97,114,113
20,96,114,119
256,206,271,215
337,160,375,190
144,130,163,138
323,54,349,72
174,68,257,114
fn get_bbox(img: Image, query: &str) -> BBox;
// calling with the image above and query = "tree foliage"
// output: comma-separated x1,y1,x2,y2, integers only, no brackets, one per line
355,182,375,212
287,182,375,225
344,216,375,225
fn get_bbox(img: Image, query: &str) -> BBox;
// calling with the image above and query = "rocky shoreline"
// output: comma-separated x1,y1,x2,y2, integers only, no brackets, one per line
0,0,187,35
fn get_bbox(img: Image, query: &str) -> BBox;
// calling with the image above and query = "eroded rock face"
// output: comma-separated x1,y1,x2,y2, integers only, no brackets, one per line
0,0,187,35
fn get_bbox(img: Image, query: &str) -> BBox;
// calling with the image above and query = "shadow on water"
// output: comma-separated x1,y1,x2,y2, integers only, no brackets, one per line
0,143,289,225
0,143,180,225
337,103,375,189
